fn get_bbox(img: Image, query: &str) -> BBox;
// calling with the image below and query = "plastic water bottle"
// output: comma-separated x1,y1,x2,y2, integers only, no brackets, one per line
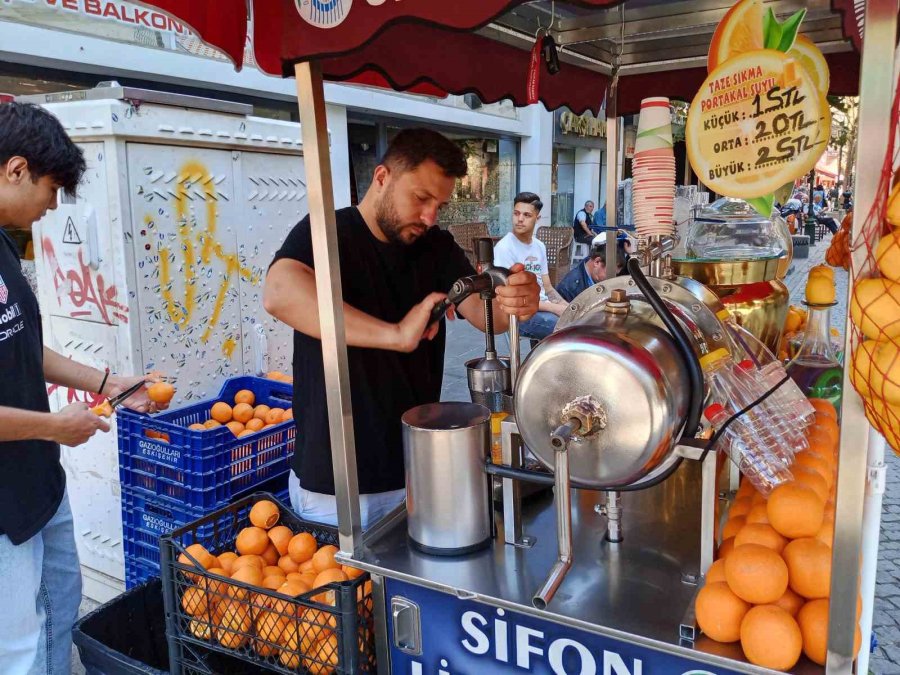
704,403,793,496
700,348,795,467
720,316,816,427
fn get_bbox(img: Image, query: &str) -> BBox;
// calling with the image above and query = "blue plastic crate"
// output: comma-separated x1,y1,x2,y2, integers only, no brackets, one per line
122,473,291,589
117,376,295,510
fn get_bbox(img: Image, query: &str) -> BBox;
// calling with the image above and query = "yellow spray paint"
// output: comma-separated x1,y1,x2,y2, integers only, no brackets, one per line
157,161,260,344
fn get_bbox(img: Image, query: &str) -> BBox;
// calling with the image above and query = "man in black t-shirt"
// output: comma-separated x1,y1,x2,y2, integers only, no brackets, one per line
0,103,162,674
265,128,540,527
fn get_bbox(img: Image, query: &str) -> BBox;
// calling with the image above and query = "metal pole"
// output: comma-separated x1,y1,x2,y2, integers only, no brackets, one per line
827,1,899,671
294,61,362,554
605,116,618,274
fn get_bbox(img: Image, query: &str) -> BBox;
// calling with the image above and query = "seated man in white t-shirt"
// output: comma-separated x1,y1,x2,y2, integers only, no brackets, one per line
493,192,569,340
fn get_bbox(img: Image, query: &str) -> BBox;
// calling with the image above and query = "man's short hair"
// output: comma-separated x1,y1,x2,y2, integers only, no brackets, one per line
585,200,594,207
514,191,543,212
381,128,467,178
589,243,606,261
0,102,85,197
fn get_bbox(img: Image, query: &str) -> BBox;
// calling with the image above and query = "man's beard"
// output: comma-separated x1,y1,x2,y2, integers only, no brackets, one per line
375,186,422,245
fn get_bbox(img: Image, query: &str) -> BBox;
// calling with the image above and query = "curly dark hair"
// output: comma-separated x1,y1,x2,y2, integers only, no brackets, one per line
0,102,85,196
381,128,467,178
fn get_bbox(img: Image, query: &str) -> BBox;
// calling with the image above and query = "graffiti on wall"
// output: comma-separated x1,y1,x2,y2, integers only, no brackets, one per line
42,237,129,324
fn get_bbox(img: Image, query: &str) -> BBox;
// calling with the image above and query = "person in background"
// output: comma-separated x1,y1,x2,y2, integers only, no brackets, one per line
494,192,568,340
0,102,162,675
557,242,612,303
813,183,827,210
573,200,597,244
264,128,539,529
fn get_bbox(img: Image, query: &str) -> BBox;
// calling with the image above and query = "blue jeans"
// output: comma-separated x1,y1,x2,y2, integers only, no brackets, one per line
289,471,405,530
0,489,81,675
518,311,558,341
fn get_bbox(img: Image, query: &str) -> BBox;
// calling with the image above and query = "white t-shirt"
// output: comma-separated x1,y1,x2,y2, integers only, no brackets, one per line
493,232,548,301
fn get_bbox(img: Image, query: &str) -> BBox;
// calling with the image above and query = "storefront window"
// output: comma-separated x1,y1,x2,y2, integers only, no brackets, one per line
348,122,519,236
551,147,576,227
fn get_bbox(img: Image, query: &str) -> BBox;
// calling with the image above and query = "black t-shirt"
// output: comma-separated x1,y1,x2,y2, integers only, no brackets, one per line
0,228,64,545
272,207,474,495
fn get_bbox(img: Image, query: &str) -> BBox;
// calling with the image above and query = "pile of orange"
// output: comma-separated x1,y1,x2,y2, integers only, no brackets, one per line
187,389,294,438
266,371,294,384
177,499,371,671
696,398,862,670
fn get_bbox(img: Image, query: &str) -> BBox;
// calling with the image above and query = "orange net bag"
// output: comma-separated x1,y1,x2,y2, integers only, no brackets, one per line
847,81,900,455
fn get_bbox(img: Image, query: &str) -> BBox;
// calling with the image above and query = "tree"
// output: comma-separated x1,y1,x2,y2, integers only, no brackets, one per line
827,96,859,192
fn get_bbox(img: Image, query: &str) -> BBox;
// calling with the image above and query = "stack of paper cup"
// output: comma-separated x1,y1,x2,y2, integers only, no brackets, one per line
632,97,675,238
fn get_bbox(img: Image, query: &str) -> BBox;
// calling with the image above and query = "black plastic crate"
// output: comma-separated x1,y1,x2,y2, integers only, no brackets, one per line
73,579,272,675
161,492,376,675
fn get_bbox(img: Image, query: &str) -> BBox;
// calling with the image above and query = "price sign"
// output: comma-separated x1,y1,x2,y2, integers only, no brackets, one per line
686,49,831,199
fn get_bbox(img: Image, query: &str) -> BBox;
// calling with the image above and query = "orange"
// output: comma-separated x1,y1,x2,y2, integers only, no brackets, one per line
342,564,365,580
285,572,307,586
300,559,316,574
268,526,293,556
767,483,825,538
237,429,255,438
202,568,229,599
740,605,802,671
724,543,788,604
250,500,281,530
228,565,263,600
225,421,244,436
283,408,294,420
253,404,271,421
734,523,787,554
312,545,340,573
806,276,835,305
773,587,805,617
266,408,285,425
178,543,216,572
189,618,212,640
278,628,303,669
245,418,265,432
706,559,727,585
204,420,222,430
299,608,337,652
312,568,349,604
216,600,252,649
809,398,838,422
783,537,832,599
812,414,840,447
706,0,764,72
217,552,238,575
695,581,750,643
231,554,264,573
745,502,770,526
262,575,287,591
261,543,280,566
236,527,270,556
792,466,830,502
181,586,209,617
234,389,255,406
790,35,830,96
722,516,745,541
717,536,736,560
729,497,752,519
807,429,836,458
815,517,835,548
304,632,339,675
288,532,318,564
794,452,834,489
278,555,301,574
797,598,830,665
736,480,757,500
188,423,206,431
232,403,254,424
210,401,232,423
147,381,175,404
255,611,288,657
262,565,283,579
